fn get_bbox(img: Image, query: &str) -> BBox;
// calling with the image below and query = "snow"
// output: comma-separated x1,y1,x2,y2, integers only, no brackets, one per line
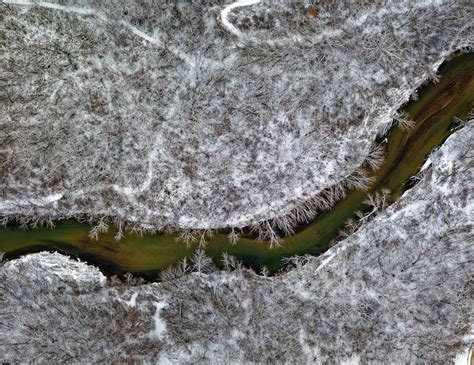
341,355,361,365
122,21,195,67
40,192,63,204
124,292,138,307
1,117,472,363
1,3,473,359
150,301,168,341
314,251,337,273
156,353,173,365
3,0,470,232
220,0,261,36
2,0,104,18
2,251,107,290
2,0,192,64
454,347,472,365
420,157,432,172
0,192,63,210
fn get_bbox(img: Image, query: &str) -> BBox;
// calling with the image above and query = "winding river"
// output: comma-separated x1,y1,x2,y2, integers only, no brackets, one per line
1,52,473,278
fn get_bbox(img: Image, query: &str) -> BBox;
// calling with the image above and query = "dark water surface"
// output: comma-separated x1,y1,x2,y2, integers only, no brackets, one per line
1,53,473,278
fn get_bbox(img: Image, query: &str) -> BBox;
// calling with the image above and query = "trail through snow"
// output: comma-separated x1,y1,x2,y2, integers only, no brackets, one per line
2,0,198,200
2,0,193,65
219,0,348,47
3,0,105,19
150,301,168,340
221,0,261,36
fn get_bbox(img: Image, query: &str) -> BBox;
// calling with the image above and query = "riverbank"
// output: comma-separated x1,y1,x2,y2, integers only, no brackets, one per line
1,52,473,277
2,118,472,363
2,1,472,230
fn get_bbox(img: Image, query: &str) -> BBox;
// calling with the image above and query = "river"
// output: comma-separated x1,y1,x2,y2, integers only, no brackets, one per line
1,52,473,278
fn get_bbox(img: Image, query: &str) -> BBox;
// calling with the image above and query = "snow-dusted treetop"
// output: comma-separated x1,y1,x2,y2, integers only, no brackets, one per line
1,0,473,229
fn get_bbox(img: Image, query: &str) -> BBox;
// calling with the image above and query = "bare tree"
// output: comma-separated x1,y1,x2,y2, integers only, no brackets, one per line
364,144,385,171
227,228,240,245
221,252,242,271
176,229,197,247
191,249,214,273
395,112,416,131
89,216,109,240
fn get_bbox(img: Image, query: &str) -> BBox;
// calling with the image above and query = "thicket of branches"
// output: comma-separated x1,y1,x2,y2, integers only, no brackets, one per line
1,0,472,239
1,122,472,363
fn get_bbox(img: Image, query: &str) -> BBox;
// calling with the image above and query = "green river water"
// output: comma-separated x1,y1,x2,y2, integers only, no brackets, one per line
1,53,473,278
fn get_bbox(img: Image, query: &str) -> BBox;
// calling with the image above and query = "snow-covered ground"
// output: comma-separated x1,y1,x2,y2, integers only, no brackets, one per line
221,0,261,36
1,0,472,232
1,121,472,363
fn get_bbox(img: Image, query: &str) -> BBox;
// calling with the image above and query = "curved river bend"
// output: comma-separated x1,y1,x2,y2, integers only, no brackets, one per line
1,53,473,278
